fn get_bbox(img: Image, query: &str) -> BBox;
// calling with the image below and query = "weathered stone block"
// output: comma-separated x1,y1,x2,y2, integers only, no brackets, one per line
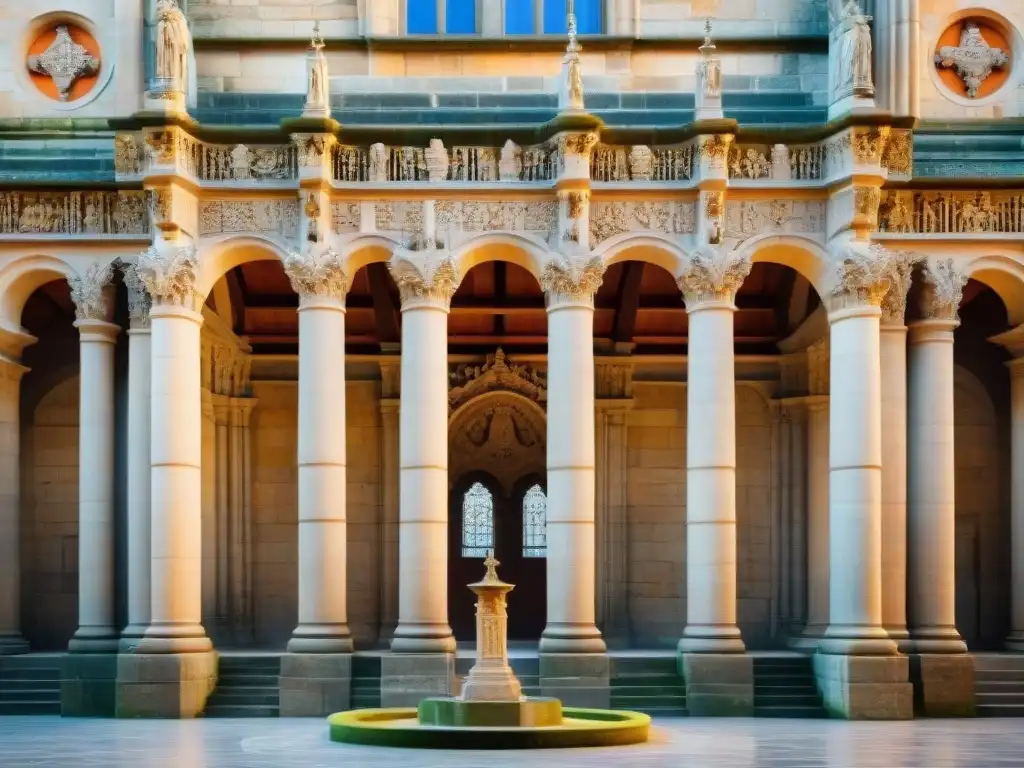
678,654,754,717
813,653,913,720
909,654,976,718
115,652,218,718
279,653,351,717
381,653,455,708
540,653,610,708
61,654,117,717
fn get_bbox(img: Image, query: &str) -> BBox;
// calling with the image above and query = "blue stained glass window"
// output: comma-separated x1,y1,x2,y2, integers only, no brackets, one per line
522,484,547,558
543,0,567,34
447,0,477,33
543,0,601,34
408,0,439,34
506,0,535,34
462,482,495,558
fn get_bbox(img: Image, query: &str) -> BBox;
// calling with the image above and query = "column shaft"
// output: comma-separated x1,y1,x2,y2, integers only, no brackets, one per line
820,307,895,655
541,301,605,654
392,304,455,653
289,298,352,653
0,360,28,653
679,303,744,653
906,320,967,653
140,306,211,653
69,320,120,653
1009,361,1024,651
879,323,909,645
121,327,152,648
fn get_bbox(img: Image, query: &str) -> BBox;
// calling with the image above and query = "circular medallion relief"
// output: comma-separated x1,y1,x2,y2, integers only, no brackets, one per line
934,19,1012,101
26,23,101,103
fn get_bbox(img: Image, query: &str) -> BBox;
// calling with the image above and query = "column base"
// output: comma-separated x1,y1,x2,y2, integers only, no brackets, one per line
0,634,29,655
279,653,352,716
118,625,148,653
539,623,607,655
286,625,354,655
133,625,213,655
677,653,753,716
389,622,456,655
677,625,746,655
817,625,899,656
61,653,118,716
812,653,912,720
539,653,610,708
909,654,976,717
381,653,455,707
67,627,121,655
1007,632,1024,652
115,651,218,718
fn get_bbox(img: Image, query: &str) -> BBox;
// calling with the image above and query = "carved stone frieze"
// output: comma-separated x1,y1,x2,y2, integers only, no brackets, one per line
145,131,175,165
676,246,752,307
0,191,148,236
854,186,882,224
728,146,771,180
879,191,1024,235
388,250,461,309
935,22,1009,98
115,134,143,176
559,132,600,159
852,127,889,165
540,254,605,304
121,262,153,327
199,199,299,238
27,25,99,102
449,348,546,410
589,200,696,244
68,261,115,322
136,242,199,309
919,258,968,322
704,191,726,245
724,200,826,244
331,202,360,233
295,135,326,169
595,362,634,399
283,245,349,302
882,130,913,176
374,201,424,240
433,200,557,242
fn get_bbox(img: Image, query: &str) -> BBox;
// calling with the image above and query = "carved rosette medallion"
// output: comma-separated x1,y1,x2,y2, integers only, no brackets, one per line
284,246,350,304
935,21,1010,99
540,254,605,307
676,246,752,309
27,25,99,102
136,242,200,309
388,250,461,309
68,261,115,322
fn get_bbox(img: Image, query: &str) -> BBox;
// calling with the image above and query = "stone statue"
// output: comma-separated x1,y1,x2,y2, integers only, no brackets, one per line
155,0,191,91
304,22,330,117
830,0,874,100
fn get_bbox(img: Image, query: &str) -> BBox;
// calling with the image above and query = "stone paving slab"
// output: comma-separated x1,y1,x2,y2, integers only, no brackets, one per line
2,716,1024,767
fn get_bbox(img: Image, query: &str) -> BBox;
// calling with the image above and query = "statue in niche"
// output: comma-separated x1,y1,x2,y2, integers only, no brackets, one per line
830,0,874,99
155,0,192,92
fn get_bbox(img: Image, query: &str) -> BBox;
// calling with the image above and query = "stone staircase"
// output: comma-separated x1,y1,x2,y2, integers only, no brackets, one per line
975,654,1024,717
610,656,688,716
0,656,62,715
351,655,382,709
204,655,280,718
753,656,827,718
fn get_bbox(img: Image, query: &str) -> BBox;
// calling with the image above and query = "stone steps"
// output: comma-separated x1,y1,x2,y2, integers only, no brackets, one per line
351,655,381,709
752,656,826,719
205,655,281,718
610,658,687,717
0,657,61,715
975,656,1024,718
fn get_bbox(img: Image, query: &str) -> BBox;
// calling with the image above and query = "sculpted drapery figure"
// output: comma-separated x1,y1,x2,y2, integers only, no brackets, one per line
830,0,874,100
156,0,189,87
304,22,329,117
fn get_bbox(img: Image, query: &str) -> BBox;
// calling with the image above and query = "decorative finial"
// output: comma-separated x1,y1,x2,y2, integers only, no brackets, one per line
567,0,579,53
483,550,500,582
700,17,716,55
311,21,324,52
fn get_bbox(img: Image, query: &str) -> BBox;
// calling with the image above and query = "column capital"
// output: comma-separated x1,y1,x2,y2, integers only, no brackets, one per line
136,241,200,310
915,258,968,324
284,245,350,308
541,253,605,309
121,261,153,329
676,245,751,310
68,260,116,323
825,240,906,318
388,249,461,311
880,251,920,324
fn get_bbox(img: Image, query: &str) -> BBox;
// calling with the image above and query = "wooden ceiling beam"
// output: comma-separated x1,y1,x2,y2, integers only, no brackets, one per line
367,262,402,350
611,262,645,345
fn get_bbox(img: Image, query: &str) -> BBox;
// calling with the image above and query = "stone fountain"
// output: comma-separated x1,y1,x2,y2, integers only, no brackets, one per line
328,554,650,749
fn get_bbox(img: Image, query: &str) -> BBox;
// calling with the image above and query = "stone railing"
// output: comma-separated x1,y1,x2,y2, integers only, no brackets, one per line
590,144,695,182
879,190,1024,235
176,133,298,182
727,143,825,181
0,190,150,236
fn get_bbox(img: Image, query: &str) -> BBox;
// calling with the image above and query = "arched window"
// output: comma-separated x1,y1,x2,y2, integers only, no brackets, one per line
522,484,547,558
462,482,494,557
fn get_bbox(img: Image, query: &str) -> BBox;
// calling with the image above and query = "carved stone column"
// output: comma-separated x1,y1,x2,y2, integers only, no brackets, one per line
117,241,216,719
280,246,354,716
382,249,460,706
906,259,974,716
814,242,911,721
378,361,401,645
675,246,754,717
539,253,609,707
63,262,120,716
1007,354,1024,653
879,254,915,649
120,265,154,650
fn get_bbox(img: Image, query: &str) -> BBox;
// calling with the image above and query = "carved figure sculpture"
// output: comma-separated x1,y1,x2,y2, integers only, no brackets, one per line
830,0,874,99
499,140,522,182
304,22,329,116
935,22,1009,99
27,25,99,102
155,0,191,92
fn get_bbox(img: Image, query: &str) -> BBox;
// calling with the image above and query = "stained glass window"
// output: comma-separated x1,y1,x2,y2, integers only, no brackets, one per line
446,0,477,33
506,0,534,34
522,484,547,558
462,482,494,558
407,0,439,34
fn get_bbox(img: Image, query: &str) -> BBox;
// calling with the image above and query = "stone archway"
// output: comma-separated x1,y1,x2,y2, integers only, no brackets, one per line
447,350,547,641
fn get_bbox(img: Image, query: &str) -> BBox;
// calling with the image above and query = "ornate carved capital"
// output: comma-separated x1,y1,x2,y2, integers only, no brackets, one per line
558,132,600,160
541,254,605,306
919,258,968,323
122,262,153,327
879,250,920,323
283,246,350,304
676,246,751,308
388,250,461,309
68,261,115,322
827,241,905,312
136,242,199,309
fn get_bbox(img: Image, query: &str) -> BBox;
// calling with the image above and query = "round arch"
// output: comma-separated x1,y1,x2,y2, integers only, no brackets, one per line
194,235,292,302
0,254,76,329
735,234,831,299
451,232,552,282
966,254,1024,327
593,232,688,276
339,234,401,279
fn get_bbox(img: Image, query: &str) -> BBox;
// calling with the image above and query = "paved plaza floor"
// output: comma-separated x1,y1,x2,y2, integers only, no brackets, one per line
1,716,1024,767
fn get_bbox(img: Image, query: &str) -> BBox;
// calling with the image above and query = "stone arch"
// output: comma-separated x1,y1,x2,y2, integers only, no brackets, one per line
194,234,292,302
593,232,688,276
734,234,832,299
0,253,76,329
451,232,551,282
966,254,1024,326
340,234,402,279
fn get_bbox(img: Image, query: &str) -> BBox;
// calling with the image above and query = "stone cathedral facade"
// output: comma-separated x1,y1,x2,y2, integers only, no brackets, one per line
0,0,1023,721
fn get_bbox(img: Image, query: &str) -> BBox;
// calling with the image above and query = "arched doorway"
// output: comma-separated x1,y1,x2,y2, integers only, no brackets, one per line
448,357,547,641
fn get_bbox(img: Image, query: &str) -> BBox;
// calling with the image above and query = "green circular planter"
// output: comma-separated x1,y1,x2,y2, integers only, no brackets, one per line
327,707,651,750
